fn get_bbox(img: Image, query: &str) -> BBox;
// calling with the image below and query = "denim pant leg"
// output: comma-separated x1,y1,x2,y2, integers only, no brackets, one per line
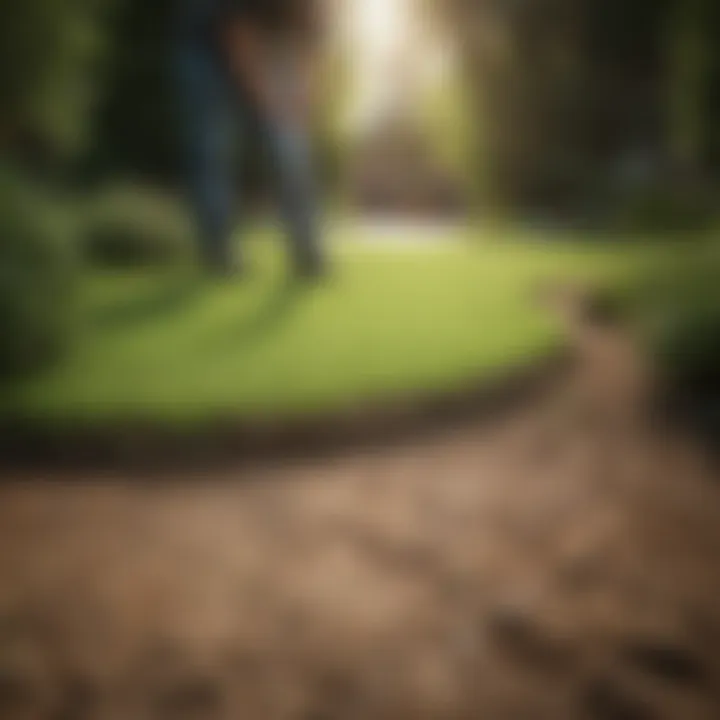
265,119,323,270
175,45,237,267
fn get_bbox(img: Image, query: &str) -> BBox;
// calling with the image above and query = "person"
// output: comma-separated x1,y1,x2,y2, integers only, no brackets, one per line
174,0,325,278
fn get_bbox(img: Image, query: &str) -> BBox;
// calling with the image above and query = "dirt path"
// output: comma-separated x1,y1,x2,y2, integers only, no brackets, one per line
0,314,719,719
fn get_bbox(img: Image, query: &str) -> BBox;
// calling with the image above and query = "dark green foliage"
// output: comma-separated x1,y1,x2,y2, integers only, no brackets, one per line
613,182,716,234
633,245,720,390
444,0,720,217
653,305,720,392
82,185,194,267
0,0,111,161
702,1,720,175
90,0,180,181
0,170,78,378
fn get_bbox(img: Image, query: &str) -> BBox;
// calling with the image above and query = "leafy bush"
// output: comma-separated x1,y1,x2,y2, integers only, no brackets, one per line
635,245,720,392
82,185,194,267
614,182,716,235
0,0,111,159
653,306,720,391
0,170,78,378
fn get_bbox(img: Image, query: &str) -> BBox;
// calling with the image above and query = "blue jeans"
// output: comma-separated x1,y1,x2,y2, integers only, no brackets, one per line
174,41,322,271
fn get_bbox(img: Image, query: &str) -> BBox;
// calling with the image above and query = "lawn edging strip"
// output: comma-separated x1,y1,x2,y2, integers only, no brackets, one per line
0,350,572,474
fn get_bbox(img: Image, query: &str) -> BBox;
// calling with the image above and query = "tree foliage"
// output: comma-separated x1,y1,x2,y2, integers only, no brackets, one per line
0,0,112,161
440,0,720,218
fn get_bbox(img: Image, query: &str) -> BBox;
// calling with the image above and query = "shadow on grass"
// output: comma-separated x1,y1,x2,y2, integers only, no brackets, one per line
90,275,208,333
89,272,313,349
211,277,310,352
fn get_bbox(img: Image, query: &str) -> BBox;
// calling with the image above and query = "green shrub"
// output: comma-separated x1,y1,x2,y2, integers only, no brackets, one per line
83,186,194,267
614,182,716,235
0,170,78,378
637,245,720,391
0,0,111,160
652,306,720,391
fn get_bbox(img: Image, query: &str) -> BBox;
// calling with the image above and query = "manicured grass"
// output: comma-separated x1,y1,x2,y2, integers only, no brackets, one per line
1,227,654,426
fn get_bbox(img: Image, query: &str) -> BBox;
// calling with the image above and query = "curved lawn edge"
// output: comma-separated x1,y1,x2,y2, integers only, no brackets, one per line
0,349,571,474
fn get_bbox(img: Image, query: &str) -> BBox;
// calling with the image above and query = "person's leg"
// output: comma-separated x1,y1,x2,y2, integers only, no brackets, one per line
262,83,325,276
175,45,238,272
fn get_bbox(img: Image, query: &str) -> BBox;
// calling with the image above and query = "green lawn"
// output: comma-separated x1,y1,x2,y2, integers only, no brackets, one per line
1,227,655,427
